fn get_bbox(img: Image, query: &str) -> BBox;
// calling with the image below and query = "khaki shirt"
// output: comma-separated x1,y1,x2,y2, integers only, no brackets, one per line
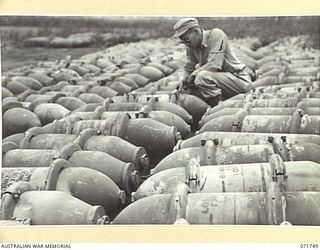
184,28,251,82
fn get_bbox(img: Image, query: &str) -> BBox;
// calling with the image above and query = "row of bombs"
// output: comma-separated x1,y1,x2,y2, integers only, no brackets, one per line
24,32,96,48
2,77,319,142
97,79,320,135
2,69,206,141
138,131,320,222
250,51,319,88
4,125,319,182
2,94,208,164
115,156,320,225
236,35,319,66
117,131,320,222
198,86,320,134
3,81,209,120
2,83,209,134
2,130,319,225
1,136,140,224
3,127,320,184
1,60,178,102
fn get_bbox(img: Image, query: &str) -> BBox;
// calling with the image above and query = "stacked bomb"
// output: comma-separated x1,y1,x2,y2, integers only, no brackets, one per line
112,36,320,225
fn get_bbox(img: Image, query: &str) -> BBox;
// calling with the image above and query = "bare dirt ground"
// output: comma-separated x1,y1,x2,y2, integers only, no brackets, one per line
1,45,106,73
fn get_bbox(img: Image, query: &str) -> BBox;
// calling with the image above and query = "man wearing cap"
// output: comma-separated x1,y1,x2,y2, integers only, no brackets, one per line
173,17,252,106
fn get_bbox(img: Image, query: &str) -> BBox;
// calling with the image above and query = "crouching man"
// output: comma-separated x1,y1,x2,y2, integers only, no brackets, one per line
173,17,252,106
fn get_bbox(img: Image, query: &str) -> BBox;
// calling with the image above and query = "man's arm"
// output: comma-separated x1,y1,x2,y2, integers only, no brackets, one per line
183,46,197,79
181,46,197,89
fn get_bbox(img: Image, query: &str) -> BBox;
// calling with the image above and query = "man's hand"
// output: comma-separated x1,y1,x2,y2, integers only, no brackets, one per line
181,73,196,90
181,75,189,90
186,74,196,86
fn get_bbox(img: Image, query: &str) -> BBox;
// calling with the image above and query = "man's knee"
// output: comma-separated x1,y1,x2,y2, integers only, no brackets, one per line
241,82,252,93
194,70,217,86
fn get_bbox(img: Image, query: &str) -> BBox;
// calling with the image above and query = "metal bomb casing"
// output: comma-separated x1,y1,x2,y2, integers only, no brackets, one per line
152,140,276,174
82,134,150,175
175,131,320,149
0,181,106,225
2,99,42,138
174,133,320,164
114,183,320,225
199,108,320,134
69,112,178,161
133,92,209,124
66,144,139,196
134,156,320,200
100,110,191,139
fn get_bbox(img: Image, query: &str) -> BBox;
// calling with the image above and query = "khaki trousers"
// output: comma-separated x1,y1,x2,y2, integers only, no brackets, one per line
193,70,252,99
